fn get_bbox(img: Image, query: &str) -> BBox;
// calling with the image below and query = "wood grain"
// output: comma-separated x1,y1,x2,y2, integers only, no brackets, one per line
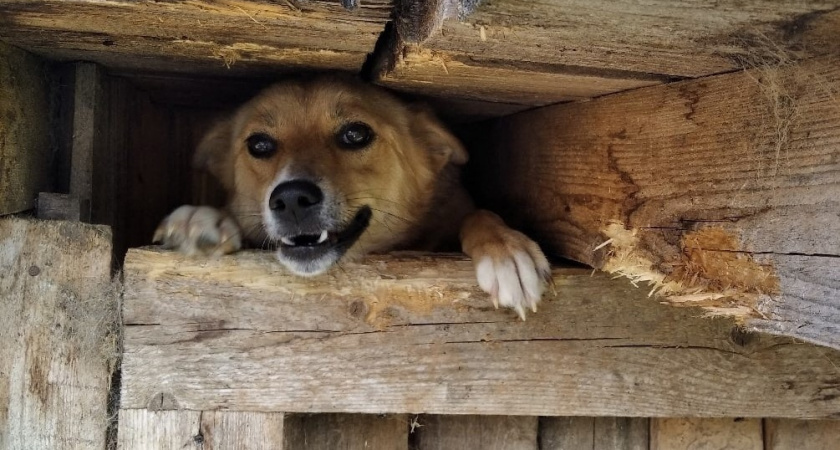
118,410,285,450
468,54,840,348
0,43,52,215
0,0,390,77
764,419,840,450
121,249,840,418
379,1,840,104
412,415,537,450
0,218,114,449
651,418,763,450
539,417,649,450
284,413,408,450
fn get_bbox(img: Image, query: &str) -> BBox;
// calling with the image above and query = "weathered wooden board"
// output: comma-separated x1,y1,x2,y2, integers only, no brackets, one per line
379,1,840,104
0,0,391,77
539,417,649,450
468,54,840,348
0,43,52,215
283,413,408,450
651,418,763,450
412,415,537,450
121,249,840,418
0,218,115,449
764,419,840,450
118,410,285,450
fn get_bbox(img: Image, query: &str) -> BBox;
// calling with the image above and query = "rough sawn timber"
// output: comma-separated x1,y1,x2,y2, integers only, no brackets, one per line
0,218,114,449
468,54,840,349
0,0,391,76
379,1,840,106
121,249,840,418
0,42,52,215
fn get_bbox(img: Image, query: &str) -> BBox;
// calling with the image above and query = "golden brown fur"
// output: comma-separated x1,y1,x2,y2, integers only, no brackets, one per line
155,75,549,319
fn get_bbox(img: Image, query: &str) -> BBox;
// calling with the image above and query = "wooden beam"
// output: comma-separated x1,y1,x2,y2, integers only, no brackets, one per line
0,217,115,449
121,249,840,418
0,43,52,215
0,0,391,77
467,54,840,348
378,1,840,105
69,63,106,222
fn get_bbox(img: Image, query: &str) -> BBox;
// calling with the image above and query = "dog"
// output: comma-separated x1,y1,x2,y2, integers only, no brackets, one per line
154,75,550,319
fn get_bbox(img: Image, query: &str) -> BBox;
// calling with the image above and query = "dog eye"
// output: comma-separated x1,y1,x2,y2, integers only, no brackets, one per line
246,133,278,159
337,122,374,150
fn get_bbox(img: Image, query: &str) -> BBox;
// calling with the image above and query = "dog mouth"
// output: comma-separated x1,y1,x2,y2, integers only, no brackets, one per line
275,206,372,272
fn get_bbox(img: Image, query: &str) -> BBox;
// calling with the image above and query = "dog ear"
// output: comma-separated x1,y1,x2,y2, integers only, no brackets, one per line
410,105,469,169
193,118,235,190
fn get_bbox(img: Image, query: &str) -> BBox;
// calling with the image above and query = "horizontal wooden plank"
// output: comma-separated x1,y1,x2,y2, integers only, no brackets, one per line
0,42,52,215
121,249,840,418
467,54,840,347
0,0,391,76
379,1,840,104
0,218,114,449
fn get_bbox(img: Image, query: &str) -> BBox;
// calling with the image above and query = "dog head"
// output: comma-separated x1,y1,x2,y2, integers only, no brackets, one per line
195,75,467,275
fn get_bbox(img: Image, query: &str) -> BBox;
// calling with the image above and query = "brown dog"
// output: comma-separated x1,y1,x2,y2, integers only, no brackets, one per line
154,75,550,319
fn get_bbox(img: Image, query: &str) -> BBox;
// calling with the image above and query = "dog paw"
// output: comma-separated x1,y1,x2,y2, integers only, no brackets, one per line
472,229,551,320
153,205,242,256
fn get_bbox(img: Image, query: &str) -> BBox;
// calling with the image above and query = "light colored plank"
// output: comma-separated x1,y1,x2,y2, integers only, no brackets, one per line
121,249,840,418
413,415,537,450
380,1,840,104
764,419,840,450
539,417,649,450
468,54,840,348
36,193,81,221
651,418,763,450
283,413,407,450
0,43,51,215
0,217,115,449
118,410,285,450
0,0,390,77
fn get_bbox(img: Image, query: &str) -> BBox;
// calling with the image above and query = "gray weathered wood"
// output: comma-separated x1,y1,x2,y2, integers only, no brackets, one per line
468,54,840,348
36,192,81,221
412,415,537,450
283,414,407,450
651,418,762,450
539,417,649,450
69,63,107,223
0,43,52,215
764,419,840,450
118,410,285,450
121,249,840,418
0,0,390,77
378,1,840,105
0,217,114,449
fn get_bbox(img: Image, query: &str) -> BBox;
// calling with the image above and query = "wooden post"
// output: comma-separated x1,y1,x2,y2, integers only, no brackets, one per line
0,43,52,215
468,54,840,349
0,218,115,449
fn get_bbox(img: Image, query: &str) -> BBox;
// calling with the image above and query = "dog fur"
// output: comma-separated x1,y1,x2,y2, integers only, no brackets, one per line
154,75,550,319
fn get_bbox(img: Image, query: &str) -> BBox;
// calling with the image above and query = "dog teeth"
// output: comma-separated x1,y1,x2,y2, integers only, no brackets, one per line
280,237,295,246
317,230,328,244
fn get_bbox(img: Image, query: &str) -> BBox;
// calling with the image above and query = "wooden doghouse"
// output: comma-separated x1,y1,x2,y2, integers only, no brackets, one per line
1,1,839,448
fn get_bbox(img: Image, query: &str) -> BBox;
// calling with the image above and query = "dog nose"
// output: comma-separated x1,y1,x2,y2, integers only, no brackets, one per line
269,180,324,217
